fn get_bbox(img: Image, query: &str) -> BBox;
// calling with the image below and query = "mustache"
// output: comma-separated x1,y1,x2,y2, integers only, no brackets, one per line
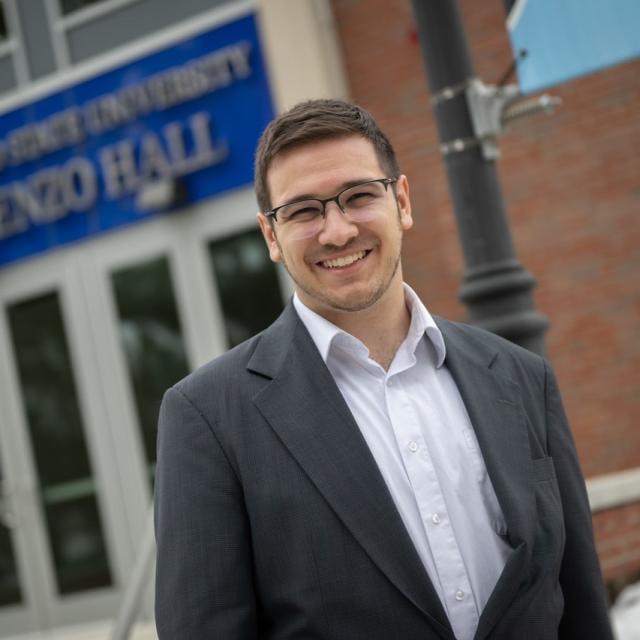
309,240,372,262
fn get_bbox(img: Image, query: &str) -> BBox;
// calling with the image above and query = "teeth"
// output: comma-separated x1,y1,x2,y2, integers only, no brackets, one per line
322,251,366,269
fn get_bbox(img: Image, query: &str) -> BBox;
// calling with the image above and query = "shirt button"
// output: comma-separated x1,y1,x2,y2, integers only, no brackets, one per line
408,441,418,452
455,590,465,601
432,513,441,524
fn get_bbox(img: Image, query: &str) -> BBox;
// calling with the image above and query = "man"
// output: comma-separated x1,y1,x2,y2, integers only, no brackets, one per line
154,99,613,639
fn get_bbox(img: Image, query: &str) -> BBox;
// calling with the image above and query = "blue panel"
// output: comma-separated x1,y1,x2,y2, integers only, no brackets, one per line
0,13,274,267
508,0,640,94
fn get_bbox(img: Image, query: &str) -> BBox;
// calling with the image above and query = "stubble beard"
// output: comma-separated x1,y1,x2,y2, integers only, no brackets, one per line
275,235,403,315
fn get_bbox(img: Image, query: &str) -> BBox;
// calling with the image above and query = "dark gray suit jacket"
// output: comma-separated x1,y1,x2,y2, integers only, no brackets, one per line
154,302,613,639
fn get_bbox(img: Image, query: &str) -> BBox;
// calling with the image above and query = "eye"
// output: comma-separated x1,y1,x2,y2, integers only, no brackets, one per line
279,201,322,223
343,187,379,208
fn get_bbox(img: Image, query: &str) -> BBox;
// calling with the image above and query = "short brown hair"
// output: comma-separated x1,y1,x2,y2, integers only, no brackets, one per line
254,99,400,212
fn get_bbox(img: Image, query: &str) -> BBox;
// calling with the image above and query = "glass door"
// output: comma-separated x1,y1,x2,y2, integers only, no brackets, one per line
110,254,191,485
0,255,125,635
0,461,22,607
207,227,289,348
0,435,37,637
8,292,114,597
0,185,289,637
0,266,50,638
76,221,198,512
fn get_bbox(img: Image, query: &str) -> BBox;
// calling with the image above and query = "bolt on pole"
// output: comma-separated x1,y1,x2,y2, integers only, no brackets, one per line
410,0,548,355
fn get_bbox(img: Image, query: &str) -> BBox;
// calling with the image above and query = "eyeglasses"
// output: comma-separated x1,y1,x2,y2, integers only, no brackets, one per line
264,177,398,238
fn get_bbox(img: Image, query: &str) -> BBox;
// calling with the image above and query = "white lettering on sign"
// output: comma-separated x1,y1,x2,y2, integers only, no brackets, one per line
63,157,98,211
0,41,252,170
169,111,229,175
0,109,85,171
0,111,228,239
138,134,172,184
0,185,32,238
99,111,227,200
100,140,139,200
84,41,252,135
0,157,97,238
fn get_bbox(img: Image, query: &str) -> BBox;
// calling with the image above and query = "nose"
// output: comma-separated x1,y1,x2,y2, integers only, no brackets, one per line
317,201,358,247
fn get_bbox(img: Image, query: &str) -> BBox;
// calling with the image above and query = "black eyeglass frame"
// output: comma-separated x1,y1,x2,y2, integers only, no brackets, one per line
264,177,399,222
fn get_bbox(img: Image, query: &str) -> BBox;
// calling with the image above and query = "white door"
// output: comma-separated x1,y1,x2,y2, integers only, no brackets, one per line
0,186,289,636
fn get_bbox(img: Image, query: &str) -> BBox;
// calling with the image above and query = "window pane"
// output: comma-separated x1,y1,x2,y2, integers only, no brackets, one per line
0,458,22,606
43,495,110,593
60,0,106,15
0,524,21,606
208,229,284,348
0,5,7,41
8,293,112,595
111,256,189,472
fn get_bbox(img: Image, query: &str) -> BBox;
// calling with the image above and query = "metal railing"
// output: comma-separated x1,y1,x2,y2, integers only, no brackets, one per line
110,507,156,640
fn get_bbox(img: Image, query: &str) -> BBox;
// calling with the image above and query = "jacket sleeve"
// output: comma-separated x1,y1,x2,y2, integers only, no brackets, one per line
154,385,258,639
544,361,614,639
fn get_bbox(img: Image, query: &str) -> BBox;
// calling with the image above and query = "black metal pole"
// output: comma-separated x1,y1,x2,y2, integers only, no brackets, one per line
410,0,548,355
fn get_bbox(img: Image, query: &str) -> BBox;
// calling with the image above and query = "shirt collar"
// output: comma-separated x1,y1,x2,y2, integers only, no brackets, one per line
292,284,446,368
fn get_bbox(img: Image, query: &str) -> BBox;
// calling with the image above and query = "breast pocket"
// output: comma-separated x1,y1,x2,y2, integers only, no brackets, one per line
532,456,566,568
532,456,557,484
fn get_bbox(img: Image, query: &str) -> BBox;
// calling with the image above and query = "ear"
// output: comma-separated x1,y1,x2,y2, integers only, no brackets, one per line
257,212,282,262
396,174,413,231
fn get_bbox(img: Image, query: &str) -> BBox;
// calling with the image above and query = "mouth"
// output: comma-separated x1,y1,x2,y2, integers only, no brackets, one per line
319,250,369,269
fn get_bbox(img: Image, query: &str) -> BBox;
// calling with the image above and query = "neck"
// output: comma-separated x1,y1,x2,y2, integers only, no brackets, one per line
321,283,411,370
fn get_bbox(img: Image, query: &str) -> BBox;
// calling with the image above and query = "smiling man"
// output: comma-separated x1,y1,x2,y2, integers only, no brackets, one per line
154,99,613,639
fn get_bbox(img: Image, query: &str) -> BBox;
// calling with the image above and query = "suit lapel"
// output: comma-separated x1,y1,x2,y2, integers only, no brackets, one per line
249,305,454,640
436,319,535,639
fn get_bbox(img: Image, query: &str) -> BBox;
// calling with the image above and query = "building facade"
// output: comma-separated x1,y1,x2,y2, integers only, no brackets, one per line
329,0,640,598
0,0,637,637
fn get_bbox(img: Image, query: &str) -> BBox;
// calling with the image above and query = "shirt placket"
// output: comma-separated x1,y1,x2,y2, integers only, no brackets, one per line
384,371,479,639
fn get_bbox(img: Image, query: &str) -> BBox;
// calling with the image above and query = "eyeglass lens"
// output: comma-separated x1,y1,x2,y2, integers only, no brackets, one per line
277,180,390,239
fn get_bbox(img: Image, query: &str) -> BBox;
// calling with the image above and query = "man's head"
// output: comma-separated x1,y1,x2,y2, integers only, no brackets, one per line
255,99,400,213
255,99,412,323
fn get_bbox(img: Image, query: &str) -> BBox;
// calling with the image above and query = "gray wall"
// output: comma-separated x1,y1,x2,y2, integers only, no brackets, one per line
3,0,236,95
16,0,57,80
0,56,16,94
67,0,234,63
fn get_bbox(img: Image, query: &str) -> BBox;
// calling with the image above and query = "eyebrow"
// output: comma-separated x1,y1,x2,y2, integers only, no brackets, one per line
275,177,381,208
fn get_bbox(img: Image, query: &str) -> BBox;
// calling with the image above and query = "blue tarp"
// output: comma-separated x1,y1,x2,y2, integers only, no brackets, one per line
507,0,640,93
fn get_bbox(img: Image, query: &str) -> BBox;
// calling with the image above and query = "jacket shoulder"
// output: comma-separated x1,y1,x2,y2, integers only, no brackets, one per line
435,316,547,378
172,331,262,400
168,300,299,410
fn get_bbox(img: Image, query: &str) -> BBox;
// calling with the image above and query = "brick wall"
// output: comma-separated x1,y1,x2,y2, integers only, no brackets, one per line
331,0,640,588
594,502,640,597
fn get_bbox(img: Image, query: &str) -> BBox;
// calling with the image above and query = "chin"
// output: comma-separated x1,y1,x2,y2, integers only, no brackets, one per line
325,287,386,314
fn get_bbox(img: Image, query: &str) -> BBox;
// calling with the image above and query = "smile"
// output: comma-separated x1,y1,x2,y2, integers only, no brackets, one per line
320,250,368,269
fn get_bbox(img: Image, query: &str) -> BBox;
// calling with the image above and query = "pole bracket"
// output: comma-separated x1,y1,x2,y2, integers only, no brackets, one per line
430,77,475,105
439,136,481,156
465,78,562,160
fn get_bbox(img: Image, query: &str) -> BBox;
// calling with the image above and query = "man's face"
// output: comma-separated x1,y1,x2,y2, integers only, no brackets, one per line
257,135,413,322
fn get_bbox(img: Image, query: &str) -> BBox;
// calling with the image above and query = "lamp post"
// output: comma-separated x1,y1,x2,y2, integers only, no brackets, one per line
410,0,548,355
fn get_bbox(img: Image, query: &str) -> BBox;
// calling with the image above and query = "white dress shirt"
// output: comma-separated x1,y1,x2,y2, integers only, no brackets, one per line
293,286,511,640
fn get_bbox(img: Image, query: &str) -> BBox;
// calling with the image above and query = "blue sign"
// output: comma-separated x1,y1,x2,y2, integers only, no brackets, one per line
0,13,274,267
507,0,640,94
